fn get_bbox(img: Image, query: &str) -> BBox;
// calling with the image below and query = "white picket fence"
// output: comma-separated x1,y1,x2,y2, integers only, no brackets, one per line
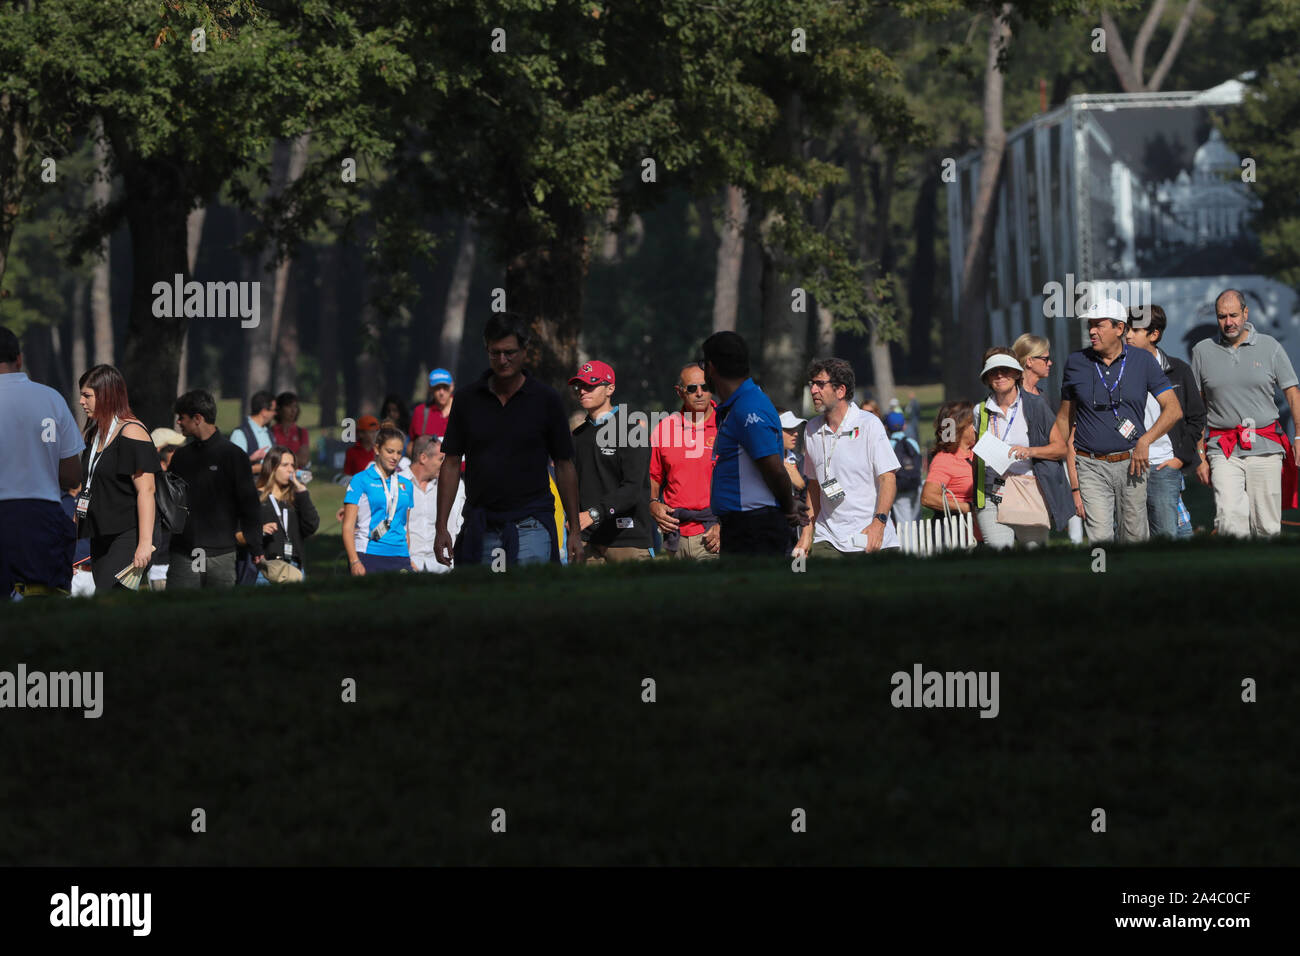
898,512,976,556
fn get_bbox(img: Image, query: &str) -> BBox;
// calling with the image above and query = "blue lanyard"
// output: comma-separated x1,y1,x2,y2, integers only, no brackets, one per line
1094,348,1128,421
991,399,1019,442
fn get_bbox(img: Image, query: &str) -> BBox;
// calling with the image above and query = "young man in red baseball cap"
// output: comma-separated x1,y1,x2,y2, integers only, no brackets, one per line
569,359,653,562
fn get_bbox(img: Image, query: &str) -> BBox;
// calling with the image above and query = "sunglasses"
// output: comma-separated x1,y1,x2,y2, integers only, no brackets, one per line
680,384,710,394
572,381,607,392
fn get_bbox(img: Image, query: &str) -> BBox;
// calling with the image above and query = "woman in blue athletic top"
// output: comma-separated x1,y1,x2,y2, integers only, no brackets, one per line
342,424,415,575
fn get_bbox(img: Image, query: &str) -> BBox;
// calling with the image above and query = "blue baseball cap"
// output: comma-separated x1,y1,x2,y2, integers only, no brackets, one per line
885,411,905,431
428,368,454,387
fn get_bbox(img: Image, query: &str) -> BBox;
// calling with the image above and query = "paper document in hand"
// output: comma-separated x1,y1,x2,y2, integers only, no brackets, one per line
973,431,1016,475
114,563,144,591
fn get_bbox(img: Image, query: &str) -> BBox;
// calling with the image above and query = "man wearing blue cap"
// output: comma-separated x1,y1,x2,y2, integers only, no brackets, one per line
412,368,455,441
885,410,922,532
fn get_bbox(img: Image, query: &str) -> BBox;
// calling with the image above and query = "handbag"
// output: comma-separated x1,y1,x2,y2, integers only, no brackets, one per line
154,469,190,534
899,485,976,555
995,473,1050,528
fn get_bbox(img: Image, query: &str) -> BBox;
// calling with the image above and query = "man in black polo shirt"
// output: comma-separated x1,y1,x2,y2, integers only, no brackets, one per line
569,359,653,562
168,389,265,587
435,313,580,567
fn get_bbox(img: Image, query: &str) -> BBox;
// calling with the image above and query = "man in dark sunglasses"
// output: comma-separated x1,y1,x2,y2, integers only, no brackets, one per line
649,363,720,558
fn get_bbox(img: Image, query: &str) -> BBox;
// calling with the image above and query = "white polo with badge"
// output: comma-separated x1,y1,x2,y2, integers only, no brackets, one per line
802,403,901,551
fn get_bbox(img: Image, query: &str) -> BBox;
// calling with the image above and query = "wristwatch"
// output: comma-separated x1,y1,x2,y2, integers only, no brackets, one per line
587,507,601,524
873,512,889,525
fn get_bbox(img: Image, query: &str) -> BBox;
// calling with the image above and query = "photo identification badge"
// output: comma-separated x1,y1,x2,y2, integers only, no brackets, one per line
1115,417,1137,440
75,490,91,519
821,478,846,501
283,541,294,560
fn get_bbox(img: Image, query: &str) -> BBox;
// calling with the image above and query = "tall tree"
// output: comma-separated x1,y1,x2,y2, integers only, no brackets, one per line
439,216,477,378
951,4,1013,395
712,185,749,333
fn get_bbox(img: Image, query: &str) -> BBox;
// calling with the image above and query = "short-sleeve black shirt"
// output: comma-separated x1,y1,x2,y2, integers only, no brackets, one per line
79,426,161,538
441,369,574,511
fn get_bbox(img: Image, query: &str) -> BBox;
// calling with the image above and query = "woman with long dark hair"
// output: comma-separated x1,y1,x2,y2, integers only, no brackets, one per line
76,364,161,590
237,445,319,582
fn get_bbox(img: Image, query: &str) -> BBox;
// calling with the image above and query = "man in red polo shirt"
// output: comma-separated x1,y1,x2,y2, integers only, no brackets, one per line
650,362,719,559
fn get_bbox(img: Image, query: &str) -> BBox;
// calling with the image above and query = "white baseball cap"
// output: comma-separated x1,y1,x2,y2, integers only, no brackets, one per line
779,411,807,429
979,354,1023,381
1079,297,1129,325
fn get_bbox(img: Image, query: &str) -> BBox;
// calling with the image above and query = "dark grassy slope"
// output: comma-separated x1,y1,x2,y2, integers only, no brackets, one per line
1,538,1295,865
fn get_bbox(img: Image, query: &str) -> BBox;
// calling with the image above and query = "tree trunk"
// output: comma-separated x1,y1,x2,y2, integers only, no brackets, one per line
758,211,805,410
599,202,619,263
440,216,477,378
0,90,31,290
712,185,748,333
318,240,340,426
356,295,384,417
268,133,311,389
91,118,114,366
70,274,88,413
114,162,190,429
849,129,899,409
907,168,939,380
504,199,588,392
950,5,1012,399
275,273,300,394
176,204,206,395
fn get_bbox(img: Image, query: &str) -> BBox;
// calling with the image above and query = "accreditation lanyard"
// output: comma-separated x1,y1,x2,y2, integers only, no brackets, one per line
269,495,289,533
376,465,400,525
820,424,846,480
269,494,294,559
84,416,122,491
991,399,1020,442
1094,348,1128,422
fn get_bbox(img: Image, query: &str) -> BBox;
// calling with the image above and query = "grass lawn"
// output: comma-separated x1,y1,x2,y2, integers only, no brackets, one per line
2,537,1296,865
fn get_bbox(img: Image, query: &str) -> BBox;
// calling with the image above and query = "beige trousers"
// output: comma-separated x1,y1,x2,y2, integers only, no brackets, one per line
1209,451,1283,538
671,533,717,560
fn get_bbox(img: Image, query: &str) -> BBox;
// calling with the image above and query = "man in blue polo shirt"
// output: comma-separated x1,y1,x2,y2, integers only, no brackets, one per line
1053,298,1182,543
701,331,808,555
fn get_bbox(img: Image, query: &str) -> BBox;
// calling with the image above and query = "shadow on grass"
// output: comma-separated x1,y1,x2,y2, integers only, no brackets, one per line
2,537,1296,864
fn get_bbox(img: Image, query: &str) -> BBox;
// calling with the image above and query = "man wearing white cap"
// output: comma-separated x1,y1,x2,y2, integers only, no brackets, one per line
795,357,900,557
1053,297,1182,543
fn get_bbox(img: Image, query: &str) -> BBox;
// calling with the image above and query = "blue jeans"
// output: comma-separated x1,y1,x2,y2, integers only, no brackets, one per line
481,517,552,567
1146,462,1182,539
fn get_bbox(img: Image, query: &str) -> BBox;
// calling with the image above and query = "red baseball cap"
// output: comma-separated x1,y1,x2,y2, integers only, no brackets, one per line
357,415,380,430
569,360,615,387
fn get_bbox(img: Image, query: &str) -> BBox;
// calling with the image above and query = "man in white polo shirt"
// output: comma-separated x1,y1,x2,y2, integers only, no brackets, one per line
401,433,465,571
795,357,900,557
0,327,85,597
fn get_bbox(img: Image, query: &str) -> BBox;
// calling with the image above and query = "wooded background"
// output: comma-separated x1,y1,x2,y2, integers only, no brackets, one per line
2,0,1297,428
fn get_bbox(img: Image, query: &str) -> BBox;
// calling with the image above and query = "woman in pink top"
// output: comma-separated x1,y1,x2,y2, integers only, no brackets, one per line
922,400,978,519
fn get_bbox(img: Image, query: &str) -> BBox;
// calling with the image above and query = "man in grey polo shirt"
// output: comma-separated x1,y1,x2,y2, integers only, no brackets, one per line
1192,289,1300,537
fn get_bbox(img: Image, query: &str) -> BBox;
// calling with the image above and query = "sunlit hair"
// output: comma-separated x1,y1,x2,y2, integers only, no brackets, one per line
78,365,137,441
256,446,297,503
933,400,974,455
1011,333,1049,366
